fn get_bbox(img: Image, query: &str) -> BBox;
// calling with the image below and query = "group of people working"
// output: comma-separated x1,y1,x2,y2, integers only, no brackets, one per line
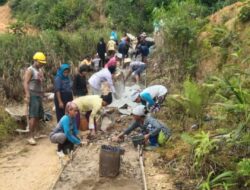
23,30,170,156
112,85,171,148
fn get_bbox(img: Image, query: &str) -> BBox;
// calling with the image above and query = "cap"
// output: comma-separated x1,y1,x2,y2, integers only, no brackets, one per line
131,90,140,102
132,105,146,116
115,53,123,59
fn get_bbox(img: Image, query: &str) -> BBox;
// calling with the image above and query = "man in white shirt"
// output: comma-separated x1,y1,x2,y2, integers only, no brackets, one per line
88,66,116,95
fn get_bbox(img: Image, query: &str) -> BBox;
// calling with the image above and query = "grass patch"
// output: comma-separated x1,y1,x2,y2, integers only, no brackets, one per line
0,106,18,142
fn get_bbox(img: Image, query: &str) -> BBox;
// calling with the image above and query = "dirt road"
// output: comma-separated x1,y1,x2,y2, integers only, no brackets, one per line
53,133,142,190
0,137,61,190
0,106,174,190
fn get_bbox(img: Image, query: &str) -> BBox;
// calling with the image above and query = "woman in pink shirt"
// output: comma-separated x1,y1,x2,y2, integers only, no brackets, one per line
105,53,122,68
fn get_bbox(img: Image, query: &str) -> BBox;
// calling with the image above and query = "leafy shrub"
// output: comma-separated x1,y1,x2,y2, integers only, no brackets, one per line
169,79,210,120
239,5,250,23
236,158,250,187
0,107,18,141
181,131,219,174
237,159,250,187
8,20,26,35
0,0,7,5
0,28,108,100
104,0,170,33
192,132,219,171
199,171,235,190
152,0,208,80
9,0,93,30
197,0,238,14
209,27,228,47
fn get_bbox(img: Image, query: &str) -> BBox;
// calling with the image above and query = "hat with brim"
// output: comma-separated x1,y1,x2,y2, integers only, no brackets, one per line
131,90,140,102
115,53,123,59
124,58,131,63
132,105,146,116
38,60,47,64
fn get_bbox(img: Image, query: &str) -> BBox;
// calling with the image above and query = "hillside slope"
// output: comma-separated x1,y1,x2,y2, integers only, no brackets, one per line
197,0,250,80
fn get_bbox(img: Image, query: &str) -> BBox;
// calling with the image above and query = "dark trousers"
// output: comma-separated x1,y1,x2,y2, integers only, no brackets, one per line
54,91,73,122
57,139,74,154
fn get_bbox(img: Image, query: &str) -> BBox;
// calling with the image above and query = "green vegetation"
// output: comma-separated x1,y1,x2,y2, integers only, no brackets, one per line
152,0,208,80
199,171,235,190
9,0,95,30
197,0,238,13
0,0,249,189
151,1,250,189
169,78,211,121
0,28,109,100
104,0,169,33
0,0,7,5
239,5,250,23
0,107,18,142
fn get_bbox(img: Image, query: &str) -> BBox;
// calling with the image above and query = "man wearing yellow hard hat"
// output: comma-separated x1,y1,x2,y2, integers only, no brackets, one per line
23,52,47,145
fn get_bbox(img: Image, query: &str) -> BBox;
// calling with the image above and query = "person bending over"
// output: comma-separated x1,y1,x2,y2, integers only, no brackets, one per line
125,60,146,84
131,85,168,112
73,93,113,137
112,105,171,148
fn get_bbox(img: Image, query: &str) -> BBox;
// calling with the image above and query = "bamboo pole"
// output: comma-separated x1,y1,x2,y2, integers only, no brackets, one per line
49,147,81,190
138,145,148,190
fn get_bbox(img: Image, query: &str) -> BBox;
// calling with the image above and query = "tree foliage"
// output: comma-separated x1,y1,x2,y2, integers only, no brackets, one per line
104,0,170,33
9,0,94,30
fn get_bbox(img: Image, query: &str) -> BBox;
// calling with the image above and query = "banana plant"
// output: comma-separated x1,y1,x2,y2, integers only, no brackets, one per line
181,131,219,172
199,171,236,190
193,131,219,171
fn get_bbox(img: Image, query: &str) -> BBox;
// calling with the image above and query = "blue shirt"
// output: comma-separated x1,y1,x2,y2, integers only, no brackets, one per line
59,115,80,144
111,31,118,41
140,92,155,107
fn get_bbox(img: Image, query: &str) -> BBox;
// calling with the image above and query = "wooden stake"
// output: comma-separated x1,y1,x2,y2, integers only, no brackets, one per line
49,147,81,190
138,145,148,190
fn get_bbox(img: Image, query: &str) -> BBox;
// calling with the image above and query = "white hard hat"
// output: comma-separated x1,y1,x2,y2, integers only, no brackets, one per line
115,53,123,59
131,90,140,102
140,32,147,37
132,105,146,116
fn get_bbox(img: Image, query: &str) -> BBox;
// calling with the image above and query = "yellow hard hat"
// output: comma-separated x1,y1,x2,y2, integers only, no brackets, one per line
33,52,47,64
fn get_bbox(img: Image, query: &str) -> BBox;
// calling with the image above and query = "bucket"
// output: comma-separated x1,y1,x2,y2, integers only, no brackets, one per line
99,145,123,177
79,117,88,131
131,135,145,148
